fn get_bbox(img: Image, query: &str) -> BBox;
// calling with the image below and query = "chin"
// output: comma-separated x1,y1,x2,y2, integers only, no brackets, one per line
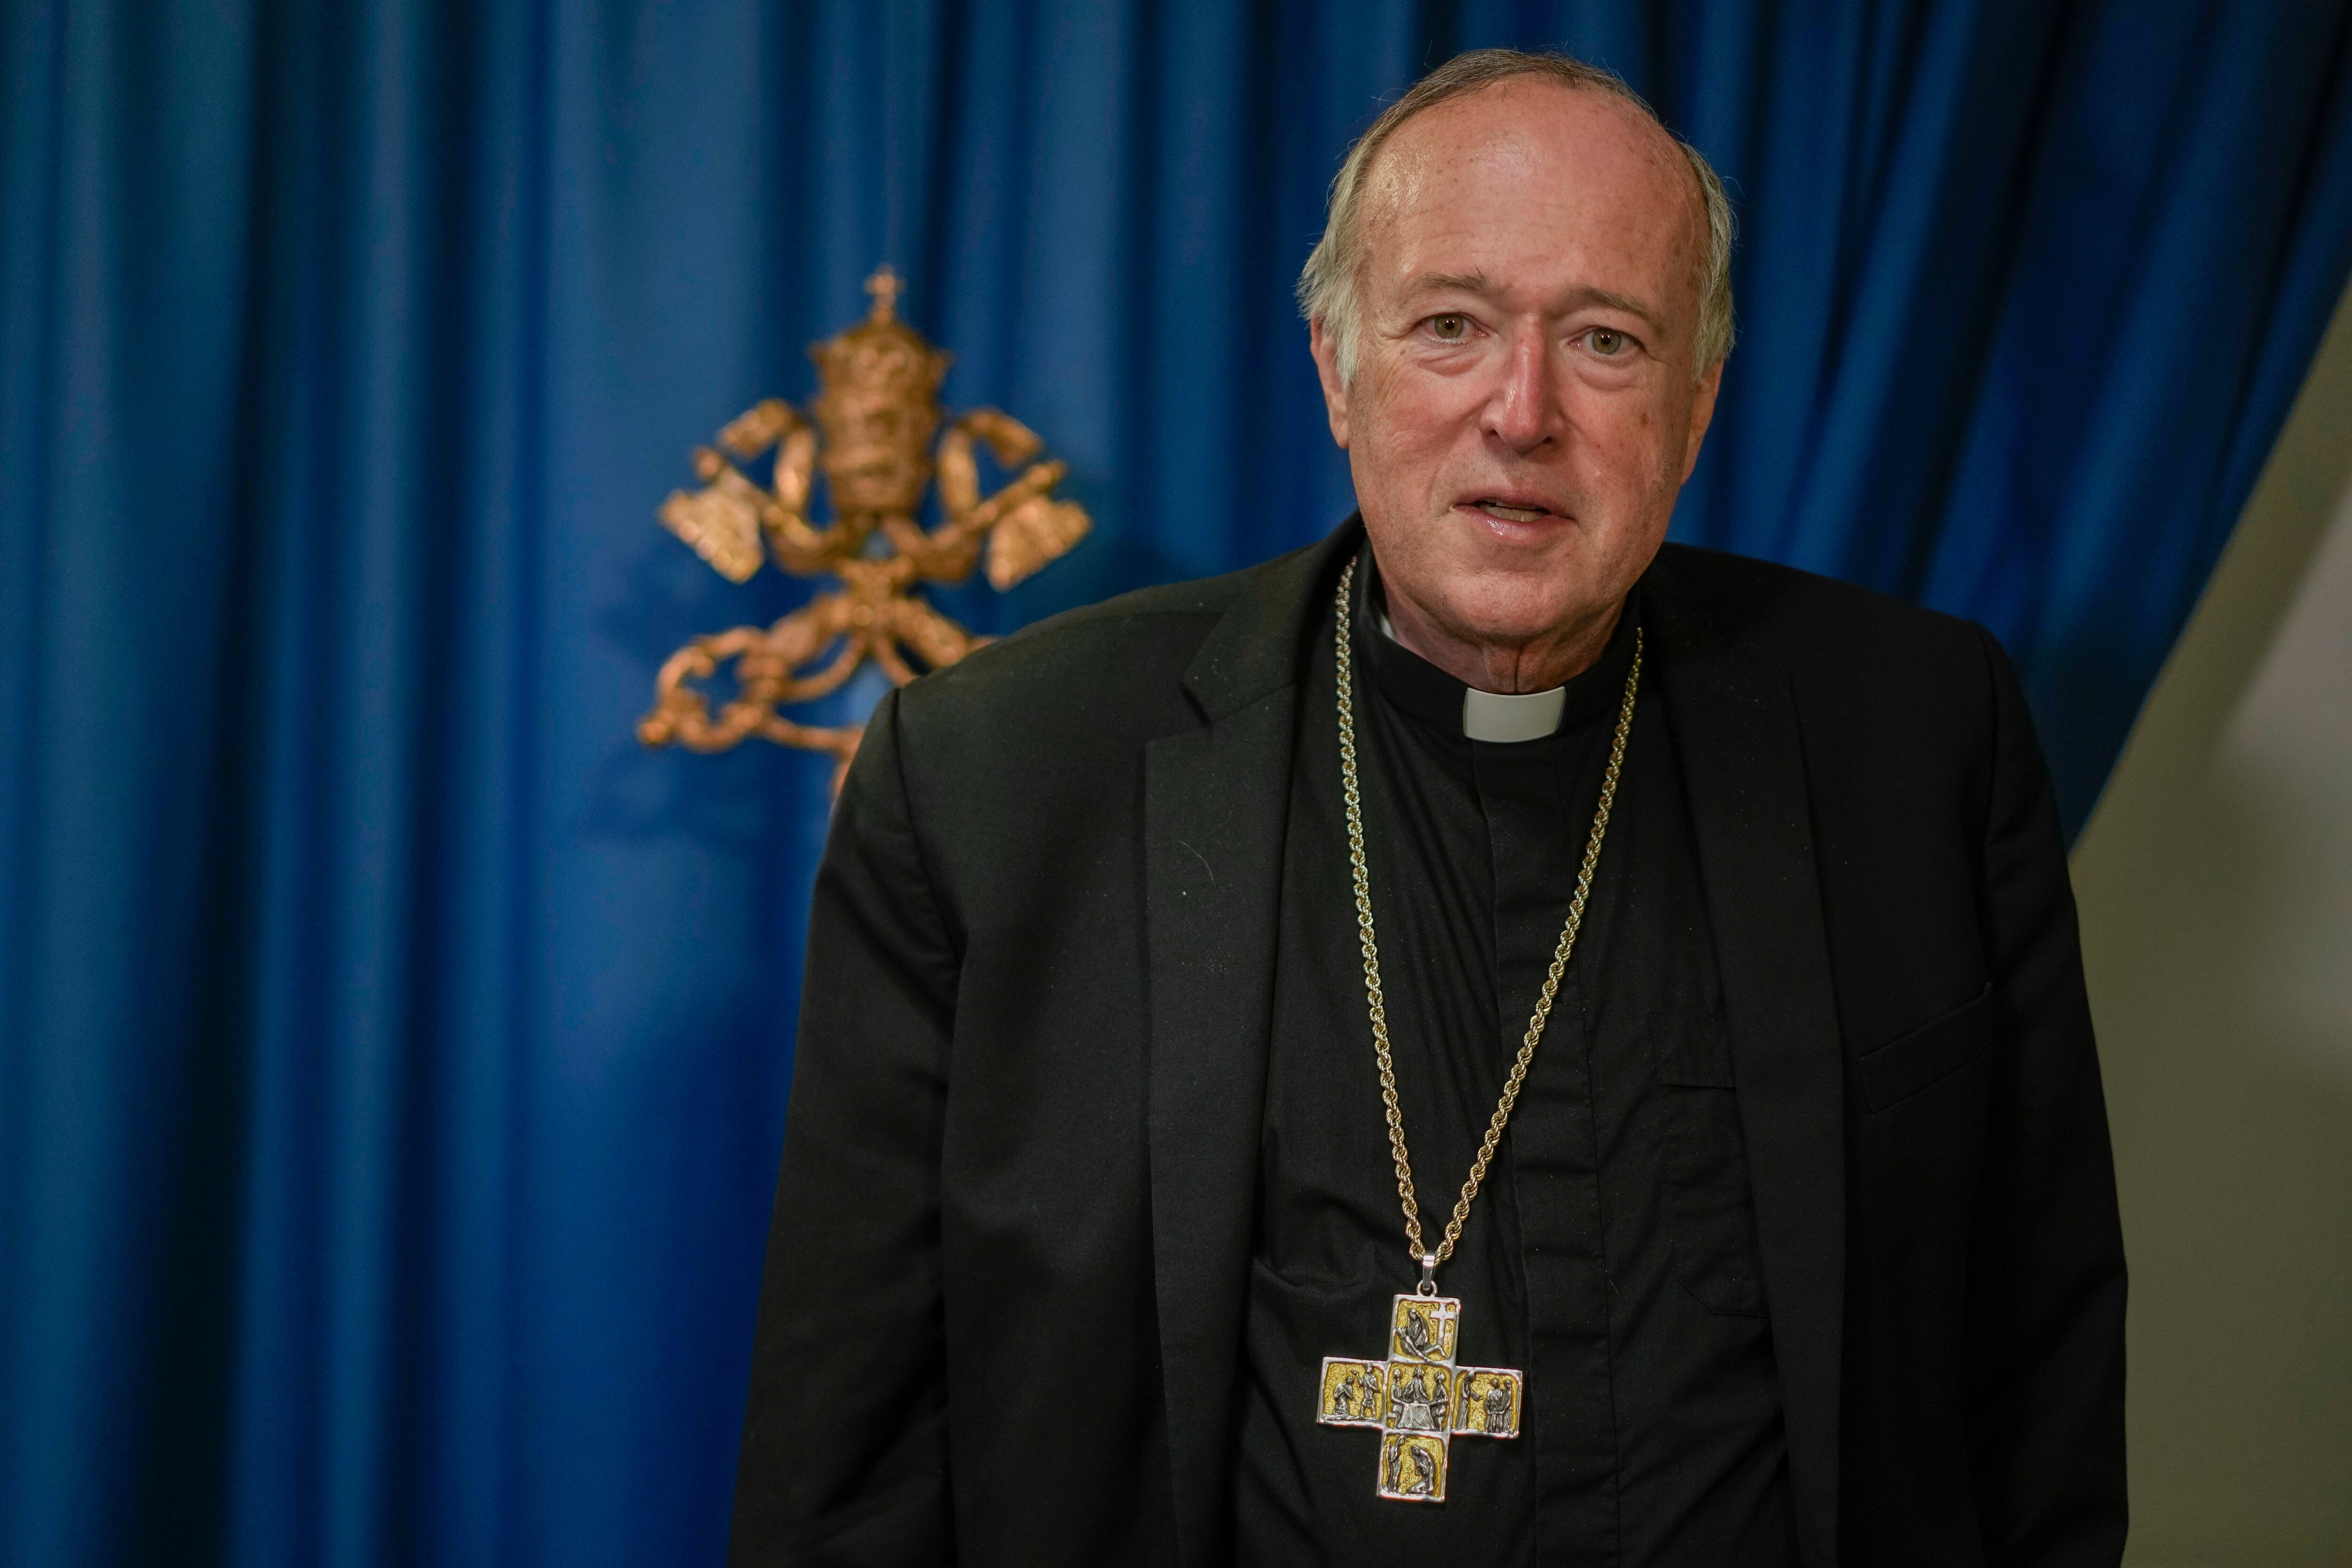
1432,577,1587,645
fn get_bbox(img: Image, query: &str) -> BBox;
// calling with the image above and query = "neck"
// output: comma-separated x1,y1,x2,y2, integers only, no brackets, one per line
1382,584,1625,693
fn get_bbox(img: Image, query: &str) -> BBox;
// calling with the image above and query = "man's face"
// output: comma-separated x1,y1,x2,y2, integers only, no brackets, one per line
1311,80,1722,682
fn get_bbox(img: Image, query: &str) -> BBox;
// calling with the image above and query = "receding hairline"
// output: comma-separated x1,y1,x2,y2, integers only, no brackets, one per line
1348,73,1713,278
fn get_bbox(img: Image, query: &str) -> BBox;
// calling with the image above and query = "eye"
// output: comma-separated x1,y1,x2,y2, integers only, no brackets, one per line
1587,328,1630,357
1427,314,1470,342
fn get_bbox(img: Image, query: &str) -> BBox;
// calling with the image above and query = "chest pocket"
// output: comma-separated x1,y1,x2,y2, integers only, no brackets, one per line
1654,1004,1771,1318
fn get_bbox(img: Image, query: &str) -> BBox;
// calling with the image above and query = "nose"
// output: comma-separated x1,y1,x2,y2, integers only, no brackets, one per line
1484,325,1556,455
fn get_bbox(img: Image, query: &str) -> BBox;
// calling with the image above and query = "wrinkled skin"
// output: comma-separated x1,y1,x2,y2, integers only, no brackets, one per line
1311,79,1723,693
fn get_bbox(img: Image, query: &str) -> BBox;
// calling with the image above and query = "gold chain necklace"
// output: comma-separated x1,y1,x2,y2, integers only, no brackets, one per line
1314,558,1643,1503
1335,557,1642,1291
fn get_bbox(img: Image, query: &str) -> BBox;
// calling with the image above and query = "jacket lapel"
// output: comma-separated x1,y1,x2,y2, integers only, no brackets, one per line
1144,525,1357,1566
1650,563,1848,1568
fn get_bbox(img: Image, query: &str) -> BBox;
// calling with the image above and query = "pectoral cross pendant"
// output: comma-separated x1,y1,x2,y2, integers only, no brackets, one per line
1317,1293,1523,1502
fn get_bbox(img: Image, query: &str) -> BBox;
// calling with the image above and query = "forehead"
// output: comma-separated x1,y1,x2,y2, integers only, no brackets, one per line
1357,80,1700,307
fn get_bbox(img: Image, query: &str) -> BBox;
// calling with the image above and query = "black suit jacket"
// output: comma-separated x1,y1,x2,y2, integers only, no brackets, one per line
729,521,2127,1568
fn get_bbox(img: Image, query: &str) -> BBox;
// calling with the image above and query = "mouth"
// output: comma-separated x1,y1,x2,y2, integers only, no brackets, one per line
1459,495,1560,526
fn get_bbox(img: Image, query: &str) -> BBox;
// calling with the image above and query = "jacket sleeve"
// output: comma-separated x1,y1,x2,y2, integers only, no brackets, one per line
1964,629,2130,1566
729,688,959,1567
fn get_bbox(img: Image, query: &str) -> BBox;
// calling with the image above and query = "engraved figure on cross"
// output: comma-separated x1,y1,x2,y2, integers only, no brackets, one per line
1391,1364,1446,1432
1331,1366,1371,1422
1397,1303,1447,1362
1315,1293,1523,1502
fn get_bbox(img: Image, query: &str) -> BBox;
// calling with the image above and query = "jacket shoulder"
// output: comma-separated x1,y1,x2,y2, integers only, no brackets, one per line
887,542,1321,771
1650,541,1997,683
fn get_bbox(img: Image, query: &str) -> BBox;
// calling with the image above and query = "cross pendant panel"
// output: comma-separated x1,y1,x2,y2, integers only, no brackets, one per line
1316,1293,1524,1502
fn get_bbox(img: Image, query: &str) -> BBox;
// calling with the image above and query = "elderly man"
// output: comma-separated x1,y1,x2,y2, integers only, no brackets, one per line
730,48,2126,1568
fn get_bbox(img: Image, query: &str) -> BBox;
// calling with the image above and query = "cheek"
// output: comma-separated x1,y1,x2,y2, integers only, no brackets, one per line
1573,387,1683,486
1362,363,1483,448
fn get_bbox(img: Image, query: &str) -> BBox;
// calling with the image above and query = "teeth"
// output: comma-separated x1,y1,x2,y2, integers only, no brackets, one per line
1478,502,1546,522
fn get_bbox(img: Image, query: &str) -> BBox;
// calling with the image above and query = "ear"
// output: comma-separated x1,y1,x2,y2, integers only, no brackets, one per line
1308,316,1353,449
1680,357,1723,482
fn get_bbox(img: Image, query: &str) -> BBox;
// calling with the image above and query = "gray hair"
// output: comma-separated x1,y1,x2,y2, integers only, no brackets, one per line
1297,48,1736,384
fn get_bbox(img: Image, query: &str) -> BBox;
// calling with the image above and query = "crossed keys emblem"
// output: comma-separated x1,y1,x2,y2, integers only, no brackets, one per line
637,267,1090,790
1317,1293,1523,1502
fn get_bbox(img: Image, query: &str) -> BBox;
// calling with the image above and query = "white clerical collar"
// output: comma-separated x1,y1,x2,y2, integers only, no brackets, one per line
1375,604,1569,742
1460,685,1569,743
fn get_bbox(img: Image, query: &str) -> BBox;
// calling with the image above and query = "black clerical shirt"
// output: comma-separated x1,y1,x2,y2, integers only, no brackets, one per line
1232,554,1798,1566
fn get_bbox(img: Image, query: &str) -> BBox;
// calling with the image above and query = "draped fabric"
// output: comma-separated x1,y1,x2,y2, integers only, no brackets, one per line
1,2,2346,1565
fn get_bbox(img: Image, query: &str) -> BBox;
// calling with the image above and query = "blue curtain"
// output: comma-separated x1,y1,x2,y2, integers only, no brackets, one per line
2,2,2347,1564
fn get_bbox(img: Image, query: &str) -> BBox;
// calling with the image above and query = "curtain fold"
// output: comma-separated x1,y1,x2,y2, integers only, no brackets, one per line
3,3,2348,1564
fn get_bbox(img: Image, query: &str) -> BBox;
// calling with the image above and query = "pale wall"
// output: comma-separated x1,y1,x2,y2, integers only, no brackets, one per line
2074,282,2352,1567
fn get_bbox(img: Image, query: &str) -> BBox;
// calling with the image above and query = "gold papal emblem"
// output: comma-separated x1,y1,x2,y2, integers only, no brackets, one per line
638,266,1090,788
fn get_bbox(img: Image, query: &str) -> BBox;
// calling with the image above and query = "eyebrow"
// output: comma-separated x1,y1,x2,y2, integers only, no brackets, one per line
1398,272,1665,332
